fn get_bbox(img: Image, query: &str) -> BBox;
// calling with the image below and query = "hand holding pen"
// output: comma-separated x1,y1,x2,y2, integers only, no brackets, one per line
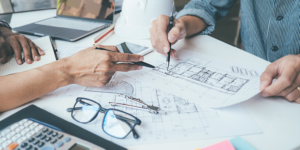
95,46,155,68
149,14,188,65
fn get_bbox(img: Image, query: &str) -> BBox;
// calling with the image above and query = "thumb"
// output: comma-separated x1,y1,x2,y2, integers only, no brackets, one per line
260,64,278,91
168,19,186,43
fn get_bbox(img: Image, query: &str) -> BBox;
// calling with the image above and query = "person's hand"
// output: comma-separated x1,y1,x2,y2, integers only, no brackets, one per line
0,27,44,65
149,15,187,58
63,45,144,87
260,55,300,103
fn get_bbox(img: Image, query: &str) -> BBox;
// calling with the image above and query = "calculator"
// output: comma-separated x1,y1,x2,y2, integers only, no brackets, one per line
0,119,105,150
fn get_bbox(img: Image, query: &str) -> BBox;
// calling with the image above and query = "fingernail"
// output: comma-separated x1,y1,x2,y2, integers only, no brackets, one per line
27,59,31,63
35,56,39,61
40,50,45,55
139,57,144,61
259,81,268,91
164,47,169,53
138,66,143,70
168,34,176,42
261,92,269,97
18,59,22,64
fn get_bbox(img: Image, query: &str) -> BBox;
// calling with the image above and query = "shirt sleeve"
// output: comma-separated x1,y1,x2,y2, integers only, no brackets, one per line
0,20,12,30
176,0,237,35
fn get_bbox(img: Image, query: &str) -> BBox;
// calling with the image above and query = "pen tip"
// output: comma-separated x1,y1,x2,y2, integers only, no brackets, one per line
167,62,169,70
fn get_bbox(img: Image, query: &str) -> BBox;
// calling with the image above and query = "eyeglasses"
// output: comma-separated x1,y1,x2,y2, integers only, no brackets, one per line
67,97,142,139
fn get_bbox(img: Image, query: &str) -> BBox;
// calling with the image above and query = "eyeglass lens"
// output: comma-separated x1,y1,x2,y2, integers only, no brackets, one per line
103,110,135,138
72,99,100,123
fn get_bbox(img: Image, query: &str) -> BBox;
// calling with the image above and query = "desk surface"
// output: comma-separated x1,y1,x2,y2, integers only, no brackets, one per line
1,9,300,150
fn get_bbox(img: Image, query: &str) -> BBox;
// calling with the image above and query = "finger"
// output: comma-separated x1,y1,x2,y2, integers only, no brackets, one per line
262,67,297,97
285,88,300,102
157,15,171,54
17,36,32,64
295,97,300,104
170,49,176,58
278,73,300,97
110,52,144,63
33,42,44,55
149,24,165,55
111,63,142,72
9,39,24,65
95,45,119,52
28,40,40,61
260,63,278,92
0,46,8,64
168,19,186,43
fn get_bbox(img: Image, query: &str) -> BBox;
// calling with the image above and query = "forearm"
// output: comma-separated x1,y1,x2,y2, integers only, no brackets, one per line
0,59,69,112
0,27,17,39
178,15,207,37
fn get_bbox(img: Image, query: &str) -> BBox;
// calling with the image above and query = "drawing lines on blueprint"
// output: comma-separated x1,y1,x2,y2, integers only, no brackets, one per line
85,80,134,96
231,66,259,77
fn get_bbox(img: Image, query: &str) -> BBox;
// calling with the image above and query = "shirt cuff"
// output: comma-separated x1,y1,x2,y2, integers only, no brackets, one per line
176,8,215,35
0,20,12,30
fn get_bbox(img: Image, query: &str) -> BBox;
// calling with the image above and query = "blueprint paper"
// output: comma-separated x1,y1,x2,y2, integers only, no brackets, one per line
123,49,264,108
42,73,261,146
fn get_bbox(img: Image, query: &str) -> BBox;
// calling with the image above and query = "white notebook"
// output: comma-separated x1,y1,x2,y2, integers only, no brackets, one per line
0,36,57,76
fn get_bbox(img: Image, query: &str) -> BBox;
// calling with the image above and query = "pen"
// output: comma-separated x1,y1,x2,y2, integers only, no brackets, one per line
95,47,155,68
167,13,174,70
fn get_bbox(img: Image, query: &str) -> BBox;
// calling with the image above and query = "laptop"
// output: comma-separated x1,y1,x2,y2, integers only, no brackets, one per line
13,0,114,41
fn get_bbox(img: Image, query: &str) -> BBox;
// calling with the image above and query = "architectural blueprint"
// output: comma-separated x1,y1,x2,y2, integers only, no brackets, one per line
43,74,261,146
124,49,264,108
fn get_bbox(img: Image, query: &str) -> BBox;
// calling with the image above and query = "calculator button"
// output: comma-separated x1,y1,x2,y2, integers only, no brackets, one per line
7,143,18,150
50,139,57,144
2,140,12,148
34,125,44,133
10,124,19,131
11,134,22,141
21,143,28,148
0,137,7,144
57,134,63,139
51,132,57,137
35,133,42,138
20,128,30,135
18,119,28,125
47,130,53,135
15,126,25,133
40,135,47,140
45,137,51,142
6,131,16,139
29,123,38,130
1,129,11,136
63,137,71,143
25,131,35,138
16,137,27,144
38,142,44,148
28,138,35,143
42,128,48,133
25,145,32,150
55,141,63,148
33,147,38,150
24,121,33,127
33,140,40,145
41,145,55,150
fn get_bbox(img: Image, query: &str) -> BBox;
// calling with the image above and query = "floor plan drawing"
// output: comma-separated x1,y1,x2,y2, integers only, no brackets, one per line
124,50,264,108
75,74,261,146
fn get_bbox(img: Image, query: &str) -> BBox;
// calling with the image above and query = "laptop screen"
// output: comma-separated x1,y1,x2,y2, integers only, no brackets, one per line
10,0,56,12
57,0,114,21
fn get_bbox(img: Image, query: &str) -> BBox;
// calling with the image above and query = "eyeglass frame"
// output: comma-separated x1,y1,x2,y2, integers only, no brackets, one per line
67,97,142,139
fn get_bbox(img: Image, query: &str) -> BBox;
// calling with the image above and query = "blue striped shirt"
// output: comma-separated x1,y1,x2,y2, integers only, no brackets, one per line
176,0,299,62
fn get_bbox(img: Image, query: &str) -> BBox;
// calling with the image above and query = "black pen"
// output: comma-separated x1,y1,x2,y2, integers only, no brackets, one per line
167,13,174,70
95,47,155,68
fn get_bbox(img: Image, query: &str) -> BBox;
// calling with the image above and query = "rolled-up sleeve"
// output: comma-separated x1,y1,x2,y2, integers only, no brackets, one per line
0,20,11,30
176,0,237,35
